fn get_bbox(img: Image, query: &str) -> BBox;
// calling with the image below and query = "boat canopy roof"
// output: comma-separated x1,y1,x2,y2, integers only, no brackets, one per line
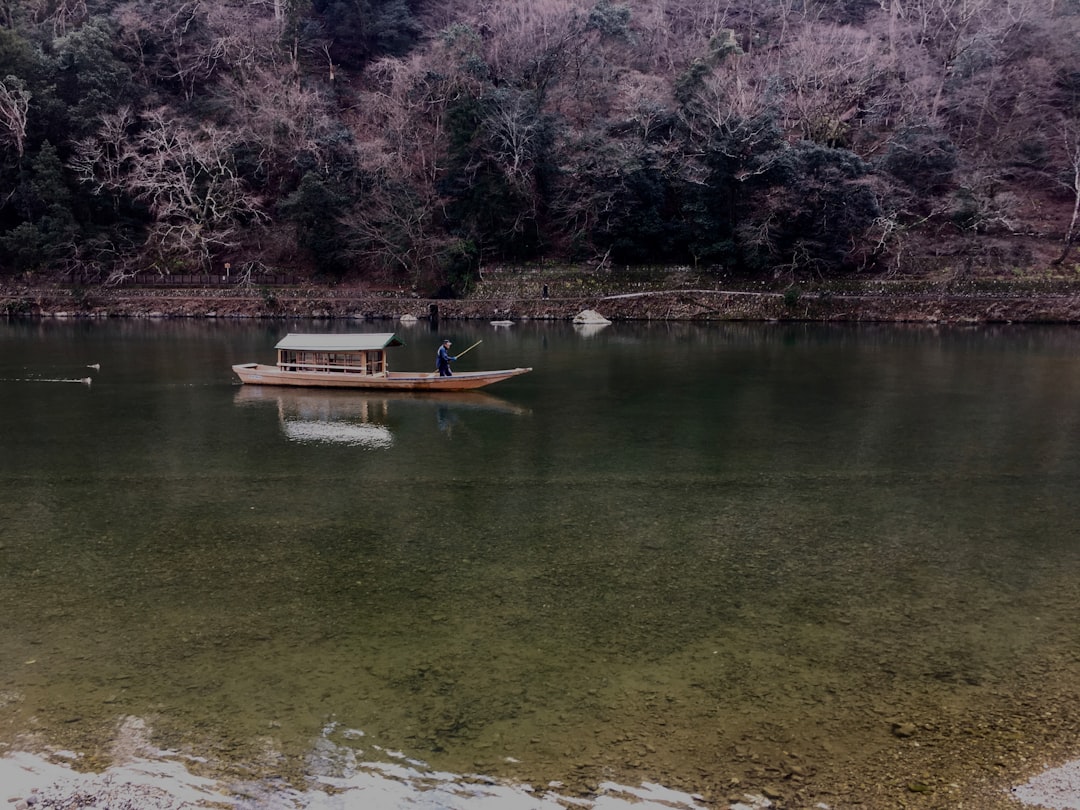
274,333,405,352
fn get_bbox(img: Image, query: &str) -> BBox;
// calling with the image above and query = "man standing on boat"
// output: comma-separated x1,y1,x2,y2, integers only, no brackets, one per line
436,339,456,376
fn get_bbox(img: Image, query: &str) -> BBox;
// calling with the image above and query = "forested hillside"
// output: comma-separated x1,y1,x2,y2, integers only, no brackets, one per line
0,0,1078,293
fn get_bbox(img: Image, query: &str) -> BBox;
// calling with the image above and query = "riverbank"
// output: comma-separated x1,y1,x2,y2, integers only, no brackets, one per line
5,268,1080,322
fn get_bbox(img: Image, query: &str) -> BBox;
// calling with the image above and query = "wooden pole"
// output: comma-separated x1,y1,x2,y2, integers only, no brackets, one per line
455,339,483,359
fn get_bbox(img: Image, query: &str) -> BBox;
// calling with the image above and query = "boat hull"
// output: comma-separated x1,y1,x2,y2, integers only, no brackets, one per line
232,363,531,391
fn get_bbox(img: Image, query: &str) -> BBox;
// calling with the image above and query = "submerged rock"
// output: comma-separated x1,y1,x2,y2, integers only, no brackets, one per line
891,722,917,738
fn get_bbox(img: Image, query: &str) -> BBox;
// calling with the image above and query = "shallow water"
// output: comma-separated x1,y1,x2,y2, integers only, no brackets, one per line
3,319,1080,806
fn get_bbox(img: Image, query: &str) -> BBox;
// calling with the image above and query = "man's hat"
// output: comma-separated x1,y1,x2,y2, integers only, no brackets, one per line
442,339,451,344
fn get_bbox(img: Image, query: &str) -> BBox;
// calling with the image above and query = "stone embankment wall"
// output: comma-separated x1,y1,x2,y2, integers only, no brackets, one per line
4,267,1080,323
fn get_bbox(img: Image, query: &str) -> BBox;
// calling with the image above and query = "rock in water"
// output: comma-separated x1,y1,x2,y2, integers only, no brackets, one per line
572,309,612,324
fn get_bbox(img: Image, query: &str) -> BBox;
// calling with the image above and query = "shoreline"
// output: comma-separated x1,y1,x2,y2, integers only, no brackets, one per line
4,743,1080,810
0,739,722,810
6,275,1080,323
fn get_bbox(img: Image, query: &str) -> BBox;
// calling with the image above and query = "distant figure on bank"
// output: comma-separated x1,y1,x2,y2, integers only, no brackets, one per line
436,339,456,376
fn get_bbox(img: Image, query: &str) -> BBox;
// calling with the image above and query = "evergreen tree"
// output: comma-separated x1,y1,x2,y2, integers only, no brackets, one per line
0,141,79,273
312,0,421,68
279,172,351,278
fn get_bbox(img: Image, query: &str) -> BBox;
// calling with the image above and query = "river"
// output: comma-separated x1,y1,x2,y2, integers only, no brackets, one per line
2,318,1080,809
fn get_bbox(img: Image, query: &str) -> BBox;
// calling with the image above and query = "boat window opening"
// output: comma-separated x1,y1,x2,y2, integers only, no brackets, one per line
278,349,381,374
366,351,385,375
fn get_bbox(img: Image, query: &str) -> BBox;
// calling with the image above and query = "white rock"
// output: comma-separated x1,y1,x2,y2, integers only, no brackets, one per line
572,309,611,324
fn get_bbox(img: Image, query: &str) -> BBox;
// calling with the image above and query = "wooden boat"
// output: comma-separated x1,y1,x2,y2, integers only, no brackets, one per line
232,333,532,391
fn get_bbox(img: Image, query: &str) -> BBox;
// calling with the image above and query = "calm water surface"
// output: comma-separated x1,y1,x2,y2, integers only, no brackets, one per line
3,318,1080,807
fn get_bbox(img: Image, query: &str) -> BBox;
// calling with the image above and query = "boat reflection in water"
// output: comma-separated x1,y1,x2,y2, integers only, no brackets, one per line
233,386,528,446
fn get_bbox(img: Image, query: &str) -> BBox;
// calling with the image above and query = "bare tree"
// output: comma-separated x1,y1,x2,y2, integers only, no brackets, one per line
114,0,260,101
27,0,88,35
888,0,1024,124
474,0,579,83
69,106,137,198
160,1,220,101
778,23,891,145
215,62,335,173
612,71,673,142
73,107,268,271
201,2,274,79
482,89,544,187
356,49,478,186
685,58,773,137
633,0,739,74
0,75,31,159
340,174,446,288
1054,121,1080,265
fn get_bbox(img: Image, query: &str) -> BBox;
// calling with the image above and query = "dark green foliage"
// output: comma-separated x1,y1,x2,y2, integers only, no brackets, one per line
579,111,879,273
52,18,136,139
750,143,880,272
313,0,421,68
0,27,65,158
0,22,137,277
593,163,693,264
951,187,980,231
684,113,786,266
442,167,542,259
2,297,33,314
438,92,549,260
1056,68,1080,115
0,27,43,80
879,128,958,195
708,29,743,60
586,0,632,41
441,29,489,81
0,219,68,273
24,90,70,158
1013,137,1050,169
674,59,710,106
436,238,480,298
15,141,71,213
278,172,352,278
817,0,884,25
0,142,80,273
